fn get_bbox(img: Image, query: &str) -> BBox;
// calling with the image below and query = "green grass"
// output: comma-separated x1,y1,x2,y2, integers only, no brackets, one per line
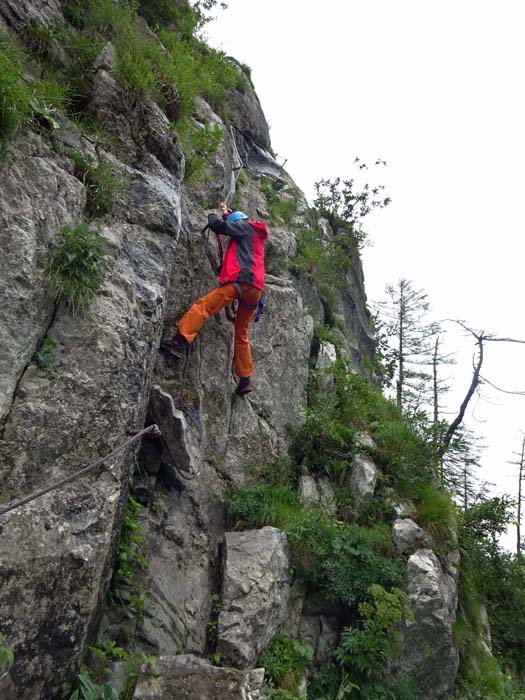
66,148,124,218
260,177,300,226
226,483,403,607
45,222,109,314
0,34,32,152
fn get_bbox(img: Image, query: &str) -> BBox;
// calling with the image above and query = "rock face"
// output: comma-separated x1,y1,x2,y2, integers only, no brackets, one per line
349,453,378,504
217,528,291,668
398,549,460,700
0,5,462,700
133,655,265,700
392,518,424,554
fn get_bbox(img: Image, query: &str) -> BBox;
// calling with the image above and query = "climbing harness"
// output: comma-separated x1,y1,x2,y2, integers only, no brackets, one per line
0,424,160,517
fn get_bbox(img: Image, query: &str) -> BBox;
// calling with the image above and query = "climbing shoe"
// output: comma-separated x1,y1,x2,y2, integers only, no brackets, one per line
235,376,253,396
160,333,188,359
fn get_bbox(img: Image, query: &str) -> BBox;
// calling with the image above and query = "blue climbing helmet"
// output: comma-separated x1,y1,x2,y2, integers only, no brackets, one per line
228,210,248,223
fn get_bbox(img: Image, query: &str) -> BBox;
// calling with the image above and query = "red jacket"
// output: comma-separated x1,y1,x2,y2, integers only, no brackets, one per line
208,214,268,291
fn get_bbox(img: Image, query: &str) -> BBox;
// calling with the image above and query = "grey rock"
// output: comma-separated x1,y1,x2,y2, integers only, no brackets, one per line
281,579,307,638
315,341,337,396
265,226,297,274
125,167,182,238
228,63,271,149
350,454,378,504
316,616,339,663
218,527,291,668
185,98,237,206
0,219,174,699
136,487,222,655
298,476,337,517
0,133,85,424
392,518,423,554
398,549,459,700
149,384,202,477
133,655,265,700
93,42,118,72
356,431,376,452
0,0,63,30
480,604,492,650
297,614,338,664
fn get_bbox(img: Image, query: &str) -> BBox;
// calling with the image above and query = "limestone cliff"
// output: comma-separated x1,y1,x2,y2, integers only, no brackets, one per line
0,3,460,699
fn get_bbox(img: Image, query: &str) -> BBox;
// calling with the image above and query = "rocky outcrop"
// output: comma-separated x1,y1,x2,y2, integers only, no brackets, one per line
0,5,462,700
392,518,424,555
298,475,337,517
349,453,378,505
217,528,291,668
133,655,265,700
398,549,460,700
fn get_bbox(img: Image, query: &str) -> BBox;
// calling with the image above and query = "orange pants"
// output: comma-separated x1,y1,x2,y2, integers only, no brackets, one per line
178,283,262,378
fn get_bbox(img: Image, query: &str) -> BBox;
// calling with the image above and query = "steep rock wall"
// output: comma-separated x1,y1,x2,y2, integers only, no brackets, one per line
0,4,460,699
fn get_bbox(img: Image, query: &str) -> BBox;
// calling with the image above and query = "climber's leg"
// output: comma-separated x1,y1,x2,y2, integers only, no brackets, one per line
234,284,262,385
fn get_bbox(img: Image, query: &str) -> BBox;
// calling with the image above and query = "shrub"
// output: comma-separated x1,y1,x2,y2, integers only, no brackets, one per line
226,484,403,605
291,398,356,482
313,169,391,250
260,178,300,226
291,226,351,296
70,669,118,700
259,634,313,693
309,586,418,700
45,222,109,314
0,34,32,152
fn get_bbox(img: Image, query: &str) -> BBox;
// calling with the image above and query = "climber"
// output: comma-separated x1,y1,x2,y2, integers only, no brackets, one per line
161,202,268,396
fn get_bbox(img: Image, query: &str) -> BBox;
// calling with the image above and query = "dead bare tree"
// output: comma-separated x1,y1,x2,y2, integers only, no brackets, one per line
511,435,525,555
437,322,525,460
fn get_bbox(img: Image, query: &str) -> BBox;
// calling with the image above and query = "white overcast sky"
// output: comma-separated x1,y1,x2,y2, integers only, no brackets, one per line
205,0,525,549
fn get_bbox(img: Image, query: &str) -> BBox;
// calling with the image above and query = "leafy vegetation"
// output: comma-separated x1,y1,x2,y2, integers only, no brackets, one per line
0,633,14,680
452,497,525,698
260,177,300,226
87,639,156,700
32,336,61,372
259,634,313,698
69,669,118,700
110,495,149,622
314,160,391,249
45,222,109,314
178,119,223,183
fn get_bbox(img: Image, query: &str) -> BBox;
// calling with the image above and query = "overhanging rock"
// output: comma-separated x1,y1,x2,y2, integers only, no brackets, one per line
149,384,203,476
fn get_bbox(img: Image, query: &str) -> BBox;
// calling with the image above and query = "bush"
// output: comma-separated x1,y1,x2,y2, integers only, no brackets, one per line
0,34,32,152
259,634,313,692
70,669,118,700
45,222,109,314
226,484,403,606
309,586,418,700
260,178,300,226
